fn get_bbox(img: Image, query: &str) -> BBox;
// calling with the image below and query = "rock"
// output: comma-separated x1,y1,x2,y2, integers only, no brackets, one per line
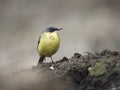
35,49,120,90
74,53,81,58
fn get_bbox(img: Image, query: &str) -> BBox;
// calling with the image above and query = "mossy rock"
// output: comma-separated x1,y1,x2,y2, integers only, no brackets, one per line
88,61,107,77
115,62,120,71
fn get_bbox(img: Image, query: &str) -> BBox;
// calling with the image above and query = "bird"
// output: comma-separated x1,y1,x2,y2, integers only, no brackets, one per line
37,26,63,67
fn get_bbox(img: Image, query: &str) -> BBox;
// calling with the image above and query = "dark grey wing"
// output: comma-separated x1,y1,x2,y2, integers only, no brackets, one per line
37,36,41,52
37,36,45,65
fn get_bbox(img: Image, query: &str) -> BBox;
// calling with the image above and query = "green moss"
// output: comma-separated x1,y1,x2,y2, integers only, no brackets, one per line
115,63,120,71
88,61,107,77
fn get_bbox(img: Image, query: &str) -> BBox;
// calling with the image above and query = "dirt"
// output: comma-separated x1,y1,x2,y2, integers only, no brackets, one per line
32,49,120,90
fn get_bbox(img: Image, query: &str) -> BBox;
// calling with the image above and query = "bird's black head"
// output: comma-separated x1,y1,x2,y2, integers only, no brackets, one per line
44,26,63,32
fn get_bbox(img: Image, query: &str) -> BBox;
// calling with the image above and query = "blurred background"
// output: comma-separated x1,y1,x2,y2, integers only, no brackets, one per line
0,0,120,69
0,0,120,89
0,0,120,70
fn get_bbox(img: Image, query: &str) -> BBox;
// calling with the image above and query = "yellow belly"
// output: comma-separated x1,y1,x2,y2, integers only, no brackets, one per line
37,32,60,57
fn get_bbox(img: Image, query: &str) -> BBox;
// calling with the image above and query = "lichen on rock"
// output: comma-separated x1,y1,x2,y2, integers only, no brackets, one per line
88,61,107,76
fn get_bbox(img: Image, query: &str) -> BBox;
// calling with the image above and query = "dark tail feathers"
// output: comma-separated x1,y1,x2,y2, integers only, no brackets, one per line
38,56,45,66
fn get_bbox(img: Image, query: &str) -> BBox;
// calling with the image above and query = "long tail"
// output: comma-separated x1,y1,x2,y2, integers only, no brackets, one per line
38,56,45,66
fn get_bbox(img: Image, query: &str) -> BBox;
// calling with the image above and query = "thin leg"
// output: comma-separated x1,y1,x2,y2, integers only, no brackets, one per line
51,57,54,64
49,57,54,70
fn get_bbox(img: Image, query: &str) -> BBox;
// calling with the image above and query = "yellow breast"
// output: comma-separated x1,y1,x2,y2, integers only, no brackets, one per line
37,31,60,57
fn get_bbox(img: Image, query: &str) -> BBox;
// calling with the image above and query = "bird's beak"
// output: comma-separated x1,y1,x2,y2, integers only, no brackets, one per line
56,28,63,31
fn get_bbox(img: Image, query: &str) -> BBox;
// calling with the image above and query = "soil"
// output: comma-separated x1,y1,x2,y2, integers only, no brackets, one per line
32,49,120,90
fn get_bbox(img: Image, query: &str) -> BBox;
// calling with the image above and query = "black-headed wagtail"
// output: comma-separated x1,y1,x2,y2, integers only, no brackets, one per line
37,26,63,68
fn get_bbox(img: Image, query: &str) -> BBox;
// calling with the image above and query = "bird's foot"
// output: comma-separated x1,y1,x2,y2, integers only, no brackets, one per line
49,65,54,70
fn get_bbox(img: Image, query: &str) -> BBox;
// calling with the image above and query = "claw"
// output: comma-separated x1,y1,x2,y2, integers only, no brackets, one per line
49,66,54,70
